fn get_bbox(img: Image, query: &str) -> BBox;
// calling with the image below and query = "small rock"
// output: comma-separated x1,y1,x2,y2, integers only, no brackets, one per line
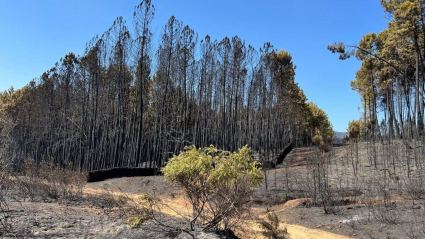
60,222,73,228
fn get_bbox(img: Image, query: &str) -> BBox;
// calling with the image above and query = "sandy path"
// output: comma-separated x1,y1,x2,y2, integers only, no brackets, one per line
84,177,354,239
286,224,353,239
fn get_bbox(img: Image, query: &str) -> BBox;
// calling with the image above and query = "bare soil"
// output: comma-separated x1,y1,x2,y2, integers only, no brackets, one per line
5,142,425,238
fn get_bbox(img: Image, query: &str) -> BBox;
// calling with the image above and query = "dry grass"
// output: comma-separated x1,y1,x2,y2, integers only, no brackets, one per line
0,173,12,236
5,140,425,238
242,141,425,238
15,159,87,202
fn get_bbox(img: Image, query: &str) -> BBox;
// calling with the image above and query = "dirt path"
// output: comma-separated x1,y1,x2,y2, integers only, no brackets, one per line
286,224,353,239
11,144,420,238
84,176,355,239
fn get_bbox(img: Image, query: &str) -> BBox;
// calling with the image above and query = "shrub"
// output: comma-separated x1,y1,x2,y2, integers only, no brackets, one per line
161,145,262,231
0,172,11,235
260,212,288,239
89,190,129,216
16,159,87,202
127,214,151,228
88,190,157,227
127,194,159,227
312,135,323,147
347,120,362,141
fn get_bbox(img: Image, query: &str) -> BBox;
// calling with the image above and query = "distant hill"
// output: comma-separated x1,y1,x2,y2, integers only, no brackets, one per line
334,131,346,139
333,131,346,145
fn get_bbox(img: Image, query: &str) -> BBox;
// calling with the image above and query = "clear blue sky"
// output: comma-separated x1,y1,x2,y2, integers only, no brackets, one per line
0,0,388,132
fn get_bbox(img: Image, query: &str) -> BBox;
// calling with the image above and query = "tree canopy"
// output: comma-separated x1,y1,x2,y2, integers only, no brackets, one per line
0,0,333,171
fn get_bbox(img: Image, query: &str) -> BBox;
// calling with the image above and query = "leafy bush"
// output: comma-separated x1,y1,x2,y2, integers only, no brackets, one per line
161,145,262,231
348,119,363,141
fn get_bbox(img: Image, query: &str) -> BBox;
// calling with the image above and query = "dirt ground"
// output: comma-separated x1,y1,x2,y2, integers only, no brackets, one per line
4,192,220,239
4,142,425,238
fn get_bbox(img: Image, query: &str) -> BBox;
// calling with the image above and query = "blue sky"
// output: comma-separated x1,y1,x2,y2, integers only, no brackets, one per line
0,0,388,132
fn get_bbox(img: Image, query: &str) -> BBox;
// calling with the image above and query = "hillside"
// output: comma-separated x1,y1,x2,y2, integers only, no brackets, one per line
334,132,346,139
3,0,425,239
3,142,425,238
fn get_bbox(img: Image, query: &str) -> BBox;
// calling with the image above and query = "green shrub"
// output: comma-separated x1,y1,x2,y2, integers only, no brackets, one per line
162,145,262,230
127,214,151,228
348,120,362,141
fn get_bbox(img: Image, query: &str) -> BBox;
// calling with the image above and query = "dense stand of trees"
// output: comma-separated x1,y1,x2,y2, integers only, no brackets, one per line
330,0,425,174
0,0,333,171
330,0,425,140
